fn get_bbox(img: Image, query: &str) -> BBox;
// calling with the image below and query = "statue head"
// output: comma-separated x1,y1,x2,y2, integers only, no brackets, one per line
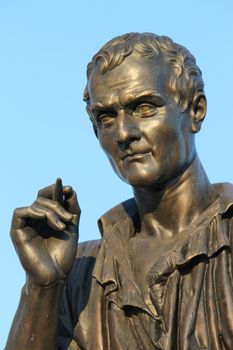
84,33,207,187
84,32,205,128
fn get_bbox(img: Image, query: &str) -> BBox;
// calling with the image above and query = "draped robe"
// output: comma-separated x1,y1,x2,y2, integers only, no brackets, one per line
58,183,233,350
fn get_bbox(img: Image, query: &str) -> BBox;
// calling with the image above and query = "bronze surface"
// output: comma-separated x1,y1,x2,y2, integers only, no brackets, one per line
6,33,233,350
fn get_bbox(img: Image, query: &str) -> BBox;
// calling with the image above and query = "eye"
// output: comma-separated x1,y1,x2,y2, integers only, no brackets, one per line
133,103,157,118
97,113,116,127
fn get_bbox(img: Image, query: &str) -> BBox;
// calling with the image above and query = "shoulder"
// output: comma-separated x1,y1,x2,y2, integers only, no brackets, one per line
70,197,138,275
213,182,233,208
76,239,101,258
98,197,139,234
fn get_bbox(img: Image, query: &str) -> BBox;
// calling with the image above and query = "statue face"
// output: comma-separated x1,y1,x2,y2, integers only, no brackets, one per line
87,54,195,187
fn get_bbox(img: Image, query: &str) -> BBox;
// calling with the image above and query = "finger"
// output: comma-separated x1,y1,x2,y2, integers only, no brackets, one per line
52,177,63,205
32,204,66,231
63,186,73,197
11,206,47,246
37,182,80,220
11,206,46,230
36,197,73,222
38,180,68,201
63,187,81,216
37,184,55,199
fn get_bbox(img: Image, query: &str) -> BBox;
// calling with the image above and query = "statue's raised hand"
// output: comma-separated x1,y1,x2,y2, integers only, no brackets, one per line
10,178,80,287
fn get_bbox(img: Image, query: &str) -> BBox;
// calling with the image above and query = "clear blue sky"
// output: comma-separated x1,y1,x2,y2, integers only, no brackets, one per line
1,0,233,346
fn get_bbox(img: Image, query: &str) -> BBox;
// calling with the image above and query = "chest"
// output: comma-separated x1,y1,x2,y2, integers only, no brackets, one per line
127,235,178,288
74,248,233,350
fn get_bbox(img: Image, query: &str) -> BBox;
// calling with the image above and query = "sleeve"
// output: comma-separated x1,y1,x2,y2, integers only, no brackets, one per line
57,240,100,350
57,282,78,349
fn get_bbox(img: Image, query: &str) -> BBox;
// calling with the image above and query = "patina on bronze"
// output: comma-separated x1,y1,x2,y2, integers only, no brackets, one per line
6,33,233,349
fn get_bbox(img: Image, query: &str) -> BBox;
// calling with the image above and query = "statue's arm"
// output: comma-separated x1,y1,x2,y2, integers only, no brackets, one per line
5,281,65,349
5,179,80,350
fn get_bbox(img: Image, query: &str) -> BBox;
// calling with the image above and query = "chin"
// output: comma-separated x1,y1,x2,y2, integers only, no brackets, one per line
111,161,168,187
119,170,162,187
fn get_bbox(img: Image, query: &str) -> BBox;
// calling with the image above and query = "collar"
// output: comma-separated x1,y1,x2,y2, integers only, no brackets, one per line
92,183,233,312
98,183,233,235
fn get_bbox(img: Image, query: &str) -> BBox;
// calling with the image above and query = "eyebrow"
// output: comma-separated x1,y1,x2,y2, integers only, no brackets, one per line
89,89,166,112
120,90,166,106
89,102,108,111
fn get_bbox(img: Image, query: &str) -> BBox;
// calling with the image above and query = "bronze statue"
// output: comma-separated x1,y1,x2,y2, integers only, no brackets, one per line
6,33,233,349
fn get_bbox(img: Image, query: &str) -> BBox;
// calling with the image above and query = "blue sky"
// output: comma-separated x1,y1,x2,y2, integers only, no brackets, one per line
1,0,233,346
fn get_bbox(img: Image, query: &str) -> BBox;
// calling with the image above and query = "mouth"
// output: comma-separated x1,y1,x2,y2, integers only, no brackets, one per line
121,152,151,162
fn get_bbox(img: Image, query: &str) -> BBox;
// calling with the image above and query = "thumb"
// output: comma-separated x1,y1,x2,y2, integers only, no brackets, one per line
63,186,81,226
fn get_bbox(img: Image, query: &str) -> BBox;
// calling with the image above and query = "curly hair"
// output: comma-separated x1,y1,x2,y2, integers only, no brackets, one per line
83,32,205,113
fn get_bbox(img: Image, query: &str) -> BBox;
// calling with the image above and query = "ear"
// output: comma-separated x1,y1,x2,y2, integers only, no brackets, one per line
189,92,207,133
86,106,99,138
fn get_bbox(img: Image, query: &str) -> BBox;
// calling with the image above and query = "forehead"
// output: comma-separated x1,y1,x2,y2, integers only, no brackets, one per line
88,53,170,107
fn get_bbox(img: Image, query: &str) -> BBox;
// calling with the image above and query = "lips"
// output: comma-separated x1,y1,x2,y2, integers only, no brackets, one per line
121,151,151,161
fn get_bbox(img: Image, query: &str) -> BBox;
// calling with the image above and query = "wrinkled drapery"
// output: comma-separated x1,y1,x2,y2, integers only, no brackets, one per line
58,183,233,350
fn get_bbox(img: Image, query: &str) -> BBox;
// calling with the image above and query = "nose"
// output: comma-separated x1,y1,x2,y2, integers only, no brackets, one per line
116,111,141,148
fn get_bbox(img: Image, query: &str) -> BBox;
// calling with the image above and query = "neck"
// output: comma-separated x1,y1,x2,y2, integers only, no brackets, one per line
133,155,218,238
